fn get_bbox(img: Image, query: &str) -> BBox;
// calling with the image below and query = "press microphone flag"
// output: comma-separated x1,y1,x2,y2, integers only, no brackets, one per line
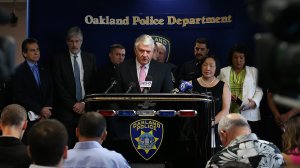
140,75,153,93
140,81,152,93
179,80,193,93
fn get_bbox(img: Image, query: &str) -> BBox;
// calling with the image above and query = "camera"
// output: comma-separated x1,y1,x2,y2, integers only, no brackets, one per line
0,8,17,109
0,8,17,80
249,0,300,95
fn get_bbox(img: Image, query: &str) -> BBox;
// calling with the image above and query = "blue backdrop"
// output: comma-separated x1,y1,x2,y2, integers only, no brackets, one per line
27,0,259,68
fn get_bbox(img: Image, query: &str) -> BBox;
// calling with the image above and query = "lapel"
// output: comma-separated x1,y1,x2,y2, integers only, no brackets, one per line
147,60,155,80
23,61,40,90
38,64,44,89
129,59,139,83
81,52,88,86
243,66,252,87
64,53,76,89
129,60,140,92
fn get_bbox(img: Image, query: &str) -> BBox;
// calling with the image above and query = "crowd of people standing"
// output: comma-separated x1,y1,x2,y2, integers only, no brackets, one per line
0,26,300,168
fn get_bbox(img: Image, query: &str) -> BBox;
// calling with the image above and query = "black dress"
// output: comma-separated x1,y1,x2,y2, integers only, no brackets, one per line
192,79,224,160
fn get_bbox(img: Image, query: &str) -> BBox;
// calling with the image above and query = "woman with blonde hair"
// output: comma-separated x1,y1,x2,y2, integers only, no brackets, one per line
282,115,300,167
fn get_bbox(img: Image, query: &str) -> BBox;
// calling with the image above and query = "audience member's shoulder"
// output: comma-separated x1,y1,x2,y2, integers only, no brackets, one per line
257,139,281,152
102,147,125,158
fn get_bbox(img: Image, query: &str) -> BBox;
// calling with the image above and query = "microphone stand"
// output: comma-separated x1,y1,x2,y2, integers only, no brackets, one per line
200,91,215,165
104,80,117,94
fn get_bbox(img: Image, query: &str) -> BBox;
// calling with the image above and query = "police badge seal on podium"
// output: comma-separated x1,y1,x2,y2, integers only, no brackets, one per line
130,119,164,160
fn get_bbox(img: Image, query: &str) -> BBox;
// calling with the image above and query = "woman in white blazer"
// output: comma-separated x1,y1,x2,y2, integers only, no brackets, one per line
218,44,263,133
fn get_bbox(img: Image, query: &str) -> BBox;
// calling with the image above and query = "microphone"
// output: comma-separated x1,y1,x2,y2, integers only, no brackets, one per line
170,88,180,94
125,82,136,93
140,75,153,93
179,80,193,93
200,92,220,101
104,80,117,94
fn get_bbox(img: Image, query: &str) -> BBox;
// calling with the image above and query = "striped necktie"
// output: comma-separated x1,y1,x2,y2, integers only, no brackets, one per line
73,55,82,101
32,64,41,87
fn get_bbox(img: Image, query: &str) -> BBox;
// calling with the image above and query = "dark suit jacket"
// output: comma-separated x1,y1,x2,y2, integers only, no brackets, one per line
116,59,173,93
96,62,117,93
0,137,31,168
177,58,201,86
12,61,53,114
52,52,97,120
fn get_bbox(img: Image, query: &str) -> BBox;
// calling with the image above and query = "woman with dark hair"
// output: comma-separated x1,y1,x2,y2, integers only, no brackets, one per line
282,115,300,167
192,55,231,152
218,44,263,135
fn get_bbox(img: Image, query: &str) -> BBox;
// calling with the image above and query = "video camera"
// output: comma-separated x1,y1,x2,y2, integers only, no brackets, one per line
0,7,16,80
248,0,300,95
0,7,17,109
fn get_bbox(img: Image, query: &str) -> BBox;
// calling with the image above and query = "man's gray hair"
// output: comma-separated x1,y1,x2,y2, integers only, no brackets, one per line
218,113,250,133
134,34,154,49
66,26,83,40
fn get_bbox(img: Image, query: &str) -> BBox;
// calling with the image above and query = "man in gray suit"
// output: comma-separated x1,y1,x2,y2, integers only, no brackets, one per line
52,26,97,148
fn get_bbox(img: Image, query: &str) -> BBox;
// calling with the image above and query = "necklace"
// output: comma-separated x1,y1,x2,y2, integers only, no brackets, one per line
200,77,216,86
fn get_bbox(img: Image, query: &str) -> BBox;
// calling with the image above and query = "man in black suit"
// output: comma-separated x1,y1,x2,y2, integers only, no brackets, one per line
104,34,173,145
0,104,31,168
177,38,209,86
96,44,125,93
153,42,178,86
52,26,97,148
116,34,173,93
12,38,53,121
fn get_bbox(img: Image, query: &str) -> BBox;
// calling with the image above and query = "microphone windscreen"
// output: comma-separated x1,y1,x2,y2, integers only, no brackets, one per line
179,80,193,92
129,82,136,87
125,82,136,93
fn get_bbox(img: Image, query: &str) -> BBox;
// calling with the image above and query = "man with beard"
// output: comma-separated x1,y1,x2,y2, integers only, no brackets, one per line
52,26,97,148
177,38,209,86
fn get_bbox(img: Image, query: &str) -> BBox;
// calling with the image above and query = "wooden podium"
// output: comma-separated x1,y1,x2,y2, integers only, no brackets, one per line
85,93,213,168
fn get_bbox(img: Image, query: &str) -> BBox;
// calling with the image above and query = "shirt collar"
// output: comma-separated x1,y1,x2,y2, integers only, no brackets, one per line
70,51,81,58
73,141,102,149
228,133,258,147
26,60,38,69
135,59,150,69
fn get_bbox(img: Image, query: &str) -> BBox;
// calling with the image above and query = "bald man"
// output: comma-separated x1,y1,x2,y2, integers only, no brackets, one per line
206,113,284,168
